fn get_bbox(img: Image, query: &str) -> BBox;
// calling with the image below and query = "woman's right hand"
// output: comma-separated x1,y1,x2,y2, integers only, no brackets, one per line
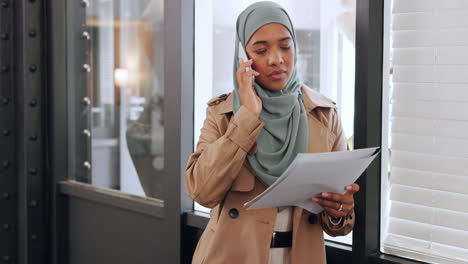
236,58,262,117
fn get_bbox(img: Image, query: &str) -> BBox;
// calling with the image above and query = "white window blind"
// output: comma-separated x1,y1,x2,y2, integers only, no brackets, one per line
382,0,468,263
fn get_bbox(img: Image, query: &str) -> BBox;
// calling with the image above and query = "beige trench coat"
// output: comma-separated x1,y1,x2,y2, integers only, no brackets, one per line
185,86,355,264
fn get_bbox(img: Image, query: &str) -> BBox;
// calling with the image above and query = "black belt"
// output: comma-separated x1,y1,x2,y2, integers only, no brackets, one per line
270,231,292,248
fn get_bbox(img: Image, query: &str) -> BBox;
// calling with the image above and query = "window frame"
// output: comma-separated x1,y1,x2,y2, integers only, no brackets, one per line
51,0,195,214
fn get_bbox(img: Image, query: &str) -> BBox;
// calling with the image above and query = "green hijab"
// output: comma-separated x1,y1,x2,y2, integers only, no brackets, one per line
232,1,309,186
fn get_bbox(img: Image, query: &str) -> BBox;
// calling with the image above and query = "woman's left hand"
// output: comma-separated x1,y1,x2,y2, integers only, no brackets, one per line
311,184,360,218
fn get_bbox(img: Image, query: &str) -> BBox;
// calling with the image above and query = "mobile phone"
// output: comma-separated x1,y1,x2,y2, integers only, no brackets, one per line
238,42,251,72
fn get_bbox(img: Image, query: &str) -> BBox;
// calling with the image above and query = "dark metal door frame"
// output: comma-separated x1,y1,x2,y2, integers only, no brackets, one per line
0,0,51,263
0,0,18,262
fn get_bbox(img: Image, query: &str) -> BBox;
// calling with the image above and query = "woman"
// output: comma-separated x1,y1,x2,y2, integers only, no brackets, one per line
185,2,359,263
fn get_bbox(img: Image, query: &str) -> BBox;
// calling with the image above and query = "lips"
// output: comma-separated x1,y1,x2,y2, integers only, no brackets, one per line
268,70,287,81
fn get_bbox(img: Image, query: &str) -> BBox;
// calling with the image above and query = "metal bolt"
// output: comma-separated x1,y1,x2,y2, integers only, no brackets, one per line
83,161,91,169
83,64,91,73
82,31,90,40
1,65,8,72
83,97,91,105
3,193,9,200
2,256,10,262
83,129,91,137
30,200,38,207
30,135,38,141
1,33,8,40
31,234,37,240
29,30,36,38
2,224,9,230
29,168,37,175
2,129,10,136
2,161,10,168
30,99,37,107
1,1,9,8
2,97,8,105
81,0,89,7
29,64,37,73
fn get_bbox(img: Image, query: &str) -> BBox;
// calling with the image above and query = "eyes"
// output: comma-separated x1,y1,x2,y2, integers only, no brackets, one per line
254,46,291,55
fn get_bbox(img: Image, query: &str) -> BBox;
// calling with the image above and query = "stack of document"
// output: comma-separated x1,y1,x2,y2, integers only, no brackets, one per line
244,147,380,214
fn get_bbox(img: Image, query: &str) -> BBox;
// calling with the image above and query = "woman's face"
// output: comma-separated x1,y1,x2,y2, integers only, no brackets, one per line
246,23,295,91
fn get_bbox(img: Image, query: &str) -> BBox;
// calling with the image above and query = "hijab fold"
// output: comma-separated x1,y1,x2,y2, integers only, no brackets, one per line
232,1,309,188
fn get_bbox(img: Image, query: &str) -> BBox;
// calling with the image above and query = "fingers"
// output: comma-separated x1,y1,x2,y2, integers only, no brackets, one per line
239,58,253,68
321,192,346,204
246,69,260,77
313,197,340,210
236,70,259,87
344,184,360,195
236,59,259,88
310,184,359,218
323,207,347,218
237,59,258,75
312,197,354,211
237,58,252,74
325,193,353,207
312,197,354,218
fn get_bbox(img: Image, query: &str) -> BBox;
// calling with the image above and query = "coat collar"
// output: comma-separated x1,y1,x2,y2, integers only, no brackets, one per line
215,85,336,115
300,85,337,111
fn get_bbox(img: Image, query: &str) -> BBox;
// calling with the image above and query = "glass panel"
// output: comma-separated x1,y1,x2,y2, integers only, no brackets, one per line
194,0,355,245
69,0,165,200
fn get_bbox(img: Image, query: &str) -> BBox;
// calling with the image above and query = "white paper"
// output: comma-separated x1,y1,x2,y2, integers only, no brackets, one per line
244,147,380,214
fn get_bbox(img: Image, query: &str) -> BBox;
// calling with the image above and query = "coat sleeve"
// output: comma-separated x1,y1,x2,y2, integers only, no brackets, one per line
184,105,265,208
319,108,355,237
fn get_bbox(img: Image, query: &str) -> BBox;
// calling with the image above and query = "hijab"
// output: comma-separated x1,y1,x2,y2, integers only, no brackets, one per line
232,1,309,186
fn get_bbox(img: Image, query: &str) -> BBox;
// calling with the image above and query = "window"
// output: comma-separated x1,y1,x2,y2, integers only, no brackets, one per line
381,0,468,263
68,0,165,200
194,0,356,245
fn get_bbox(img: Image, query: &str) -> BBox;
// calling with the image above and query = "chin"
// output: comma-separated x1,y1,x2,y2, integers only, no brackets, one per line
262,82,287,92
258,75,292,91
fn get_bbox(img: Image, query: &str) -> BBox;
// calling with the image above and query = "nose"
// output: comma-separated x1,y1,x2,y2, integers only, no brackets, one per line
267,50,284,66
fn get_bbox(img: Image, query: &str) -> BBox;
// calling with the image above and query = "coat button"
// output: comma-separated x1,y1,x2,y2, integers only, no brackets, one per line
308,214,317,224
229,208,239,219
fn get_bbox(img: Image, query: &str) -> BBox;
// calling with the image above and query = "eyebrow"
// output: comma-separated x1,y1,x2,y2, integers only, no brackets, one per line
252,37,292,46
